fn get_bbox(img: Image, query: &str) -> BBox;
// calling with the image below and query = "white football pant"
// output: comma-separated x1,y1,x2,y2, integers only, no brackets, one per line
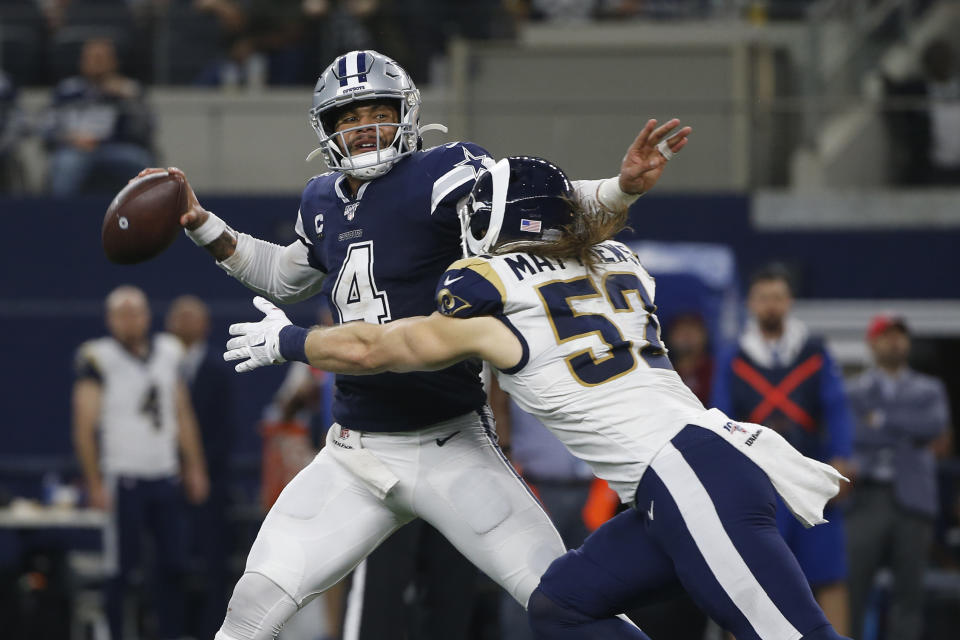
216,410,565,640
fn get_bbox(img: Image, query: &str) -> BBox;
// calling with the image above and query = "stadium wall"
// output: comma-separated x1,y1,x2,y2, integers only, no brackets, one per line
2,193,958,461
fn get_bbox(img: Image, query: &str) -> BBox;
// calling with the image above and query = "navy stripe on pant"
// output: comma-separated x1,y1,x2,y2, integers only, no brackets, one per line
534,426,844,640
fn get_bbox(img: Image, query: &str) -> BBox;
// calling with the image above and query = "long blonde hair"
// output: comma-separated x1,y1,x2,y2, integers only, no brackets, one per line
493,202,630,269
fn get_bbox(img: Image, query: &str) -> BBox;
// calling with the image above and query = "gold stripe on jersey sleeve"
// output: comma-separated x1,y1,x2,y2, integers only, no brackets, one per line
75,348,104,382
446,257,507,305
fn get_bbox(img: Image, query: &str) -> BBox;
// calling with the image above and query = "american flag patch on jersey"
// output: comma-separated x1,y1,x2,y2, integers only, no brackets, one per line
520,219,542,233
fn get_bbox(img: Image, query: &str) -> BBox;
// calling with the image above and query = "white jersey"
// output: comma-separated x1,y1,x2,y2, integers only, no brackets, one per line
75,333,184,477
436,240,707,503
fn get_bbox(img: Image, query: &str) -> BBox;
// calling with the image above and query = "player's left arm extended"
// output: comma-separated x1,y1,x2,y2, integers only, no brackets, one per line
302,313,517,374
224,296,521,374
572,118,692,215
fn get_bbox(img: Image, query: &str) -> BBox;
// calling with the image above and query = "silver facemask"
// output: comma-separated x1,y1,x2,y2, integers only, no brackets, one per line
307,50,446,180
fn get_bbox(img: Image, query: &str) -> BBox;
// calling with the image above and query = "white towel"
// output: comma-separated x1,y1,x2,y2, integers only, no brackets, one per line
325,424,400,500
693,408,847,527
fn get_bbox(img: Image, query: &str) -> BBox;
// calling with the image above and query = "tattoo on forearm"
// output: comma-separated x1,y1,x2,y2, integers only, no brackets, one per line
204,230,238,261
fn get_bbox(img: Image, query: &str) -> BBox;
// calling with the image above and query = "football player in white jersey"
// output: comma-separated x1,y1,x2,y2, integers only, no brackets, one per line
135,50,690,640
225,157,850,640
73,285,209,640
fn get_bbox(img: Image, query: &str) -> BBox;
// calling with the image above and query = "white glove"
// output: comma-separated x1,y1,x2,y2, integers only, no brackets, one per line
224,297,291,373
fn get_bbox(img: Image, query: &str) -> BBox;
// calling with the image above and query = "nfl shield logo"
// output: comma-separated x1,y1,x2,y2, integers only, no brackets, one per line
344,203,359,221
723,421,747,435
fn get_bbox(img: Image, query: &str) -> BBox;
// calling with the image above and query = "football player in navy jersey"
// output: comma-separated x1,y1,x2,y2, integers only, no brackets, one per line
138,50,689,640
225,156,849,640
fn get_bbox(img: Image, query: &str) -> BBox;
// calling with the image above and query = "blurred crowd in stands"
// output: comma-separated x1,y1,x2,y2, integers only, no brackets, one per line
0,1,819,90
0,1,958,195
885,37,960,186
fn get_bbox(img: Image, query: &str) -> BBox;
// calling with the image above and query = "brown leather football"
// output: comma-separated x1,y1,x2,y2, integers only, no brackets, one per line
102,171,187,264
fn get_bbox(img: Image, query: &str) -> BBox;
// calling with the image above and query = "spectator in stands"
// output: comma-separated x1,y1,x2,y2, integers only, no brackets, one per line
845,314,951,640
165,295,236,640
505,0,596,23
885,38,960,186
194,0,306,86
711,263,855,636
72,285,208,640
0,70,27,194
39,0,70,32
921,39,960,185
665,312,713,405
302,0,411,83
43,37,154,195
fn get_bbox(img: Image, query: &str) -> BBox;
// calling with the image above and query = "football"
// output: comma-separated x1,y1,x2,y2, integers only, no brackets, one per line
102,171,187,264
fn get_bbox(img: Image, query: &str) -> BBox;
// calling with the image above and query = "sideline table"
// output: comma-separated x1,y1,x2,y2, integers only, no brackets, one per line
0,500,108,639
0,501,107,529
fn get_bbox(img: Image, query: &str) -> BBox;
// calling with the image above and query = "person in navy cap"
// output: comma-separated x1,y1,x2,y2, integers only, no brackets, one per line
845,313,952,640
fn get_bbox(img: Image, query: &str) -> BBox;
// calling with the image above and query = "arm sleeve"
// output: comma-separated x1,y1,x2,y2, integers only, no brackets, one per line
709,346,736,415
217,233,326,304
819,349,854,459
571,177,640,216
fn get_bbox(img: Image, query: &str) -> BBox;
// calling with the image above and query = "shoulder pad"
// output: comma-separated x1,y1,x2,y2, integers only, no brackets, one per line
436,257,507,318
423,141,492,162
427,143,494,215
306,171,334,185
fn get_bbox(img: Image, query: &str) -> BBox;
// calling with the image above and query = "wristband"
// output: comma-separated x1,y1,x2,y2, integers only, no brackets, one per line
597,177,641,211
185,211,229,246
278,325,310,364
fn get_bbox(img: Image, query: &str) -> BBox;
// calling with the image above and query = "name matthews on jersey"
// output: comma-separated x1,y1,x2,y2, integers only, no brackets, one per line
502,244,641,282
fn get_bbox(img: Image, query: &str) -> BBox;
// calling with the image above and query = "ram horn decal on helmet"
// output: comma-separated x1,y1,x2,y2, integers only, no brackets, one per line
459,156,577,258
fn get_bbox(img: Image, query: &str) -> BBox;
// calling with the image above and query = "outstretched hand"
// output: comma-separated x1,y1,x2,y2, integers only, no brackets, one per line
131,166,208,230
223,297,292,373
617,118,692,195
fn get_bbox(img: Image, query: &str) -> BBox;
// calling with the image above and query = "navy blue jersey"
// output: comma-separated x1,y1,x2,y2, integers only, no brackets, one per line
296,142,493,431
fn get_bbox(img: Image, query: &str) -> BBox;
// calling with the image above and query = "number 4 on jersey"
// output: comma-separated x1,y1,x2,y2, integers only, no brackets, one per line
332,241,392,324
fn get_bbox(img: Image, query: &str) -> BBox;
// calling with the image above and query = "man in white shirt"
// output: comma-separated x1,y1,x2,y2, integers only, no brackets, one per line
73,285,209,640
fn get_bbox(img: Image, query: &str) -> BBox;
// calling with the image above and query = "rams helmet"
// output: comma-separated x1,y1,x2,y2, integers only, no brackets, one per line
460,156,576,257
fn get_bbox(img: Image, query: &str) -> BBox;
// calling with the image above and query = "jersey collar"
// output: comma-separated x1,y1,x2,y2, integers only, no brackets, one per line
334,173,372,204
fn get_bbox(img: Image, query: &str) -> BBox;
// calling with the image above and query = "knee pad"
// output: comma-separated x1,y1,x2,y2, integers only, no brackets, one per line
216,572,299,640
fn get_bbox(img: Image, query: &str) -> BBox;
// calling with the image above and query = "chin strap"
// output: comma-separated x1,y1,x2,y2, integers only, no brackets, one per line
305,147,324,162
